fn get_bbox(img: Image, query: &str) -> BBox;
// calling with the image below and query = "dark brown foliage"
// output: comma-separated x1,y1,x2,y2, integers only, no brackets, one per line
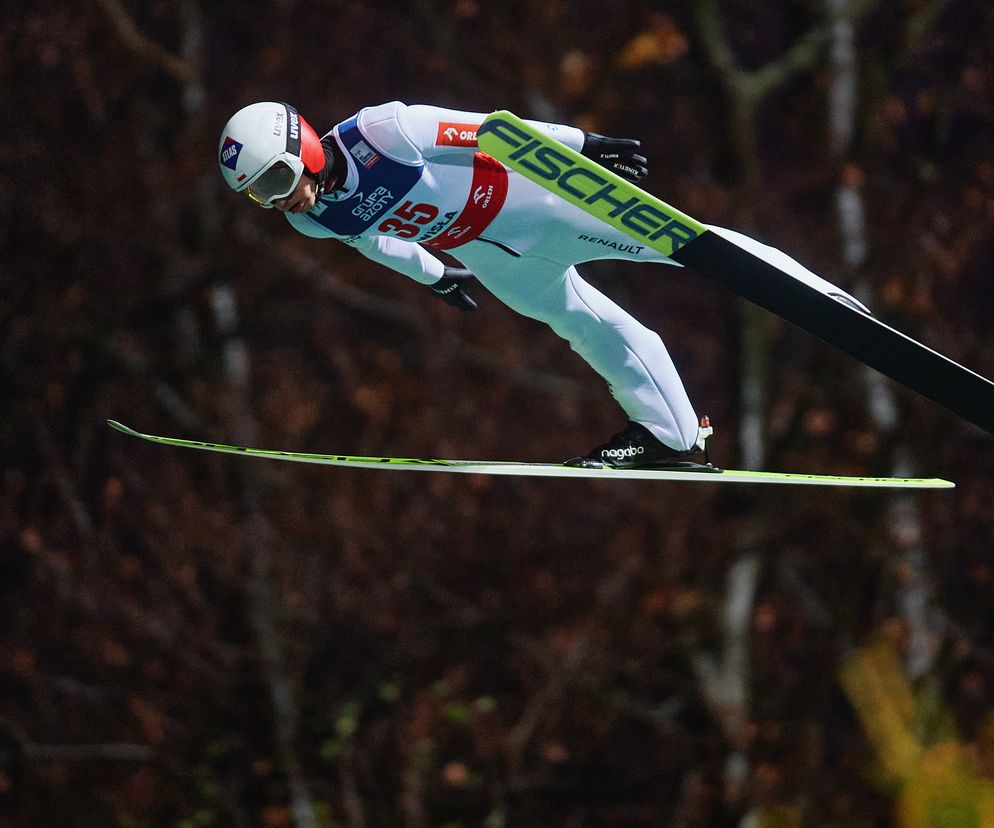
2,1,994,825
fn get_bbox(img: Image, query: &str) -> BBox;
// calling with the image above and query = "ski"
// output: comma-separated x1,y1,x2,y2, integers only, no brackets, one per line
108,421,952,488
477,111,994,436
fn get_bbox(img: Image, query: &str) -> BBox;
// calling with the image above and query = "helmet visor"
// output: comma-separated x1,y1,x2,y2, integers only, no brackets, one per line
242,160,301,207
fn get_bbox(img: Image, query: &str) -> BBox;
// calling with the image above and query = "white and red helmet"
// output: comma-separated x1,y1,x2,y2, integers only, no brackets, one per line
218,102,325,207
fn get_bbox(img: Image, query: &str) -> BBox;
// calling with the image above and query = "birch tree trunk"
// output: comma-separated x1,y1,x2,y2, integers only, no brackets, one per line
826,0,934,679
689,1,792,800
689,3,843,807
98,0,322,823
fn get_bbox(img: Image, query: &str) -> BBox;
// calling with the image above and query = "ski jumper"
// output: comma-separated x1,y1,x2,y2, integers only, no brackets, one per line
285,102,855,450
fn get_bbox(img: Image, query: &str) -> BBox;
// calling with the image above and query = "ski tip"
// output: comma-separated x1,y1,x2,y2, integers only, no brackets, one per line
107,419,139,437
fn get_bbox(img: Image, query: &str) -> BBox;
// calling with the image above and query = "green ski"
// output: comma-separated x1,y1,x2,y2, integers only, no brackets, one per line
108,421,953,489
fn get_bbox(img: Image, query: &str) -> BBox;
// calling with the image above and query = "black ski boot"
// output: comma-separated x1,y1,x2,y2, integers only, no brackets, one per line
565,416,714,470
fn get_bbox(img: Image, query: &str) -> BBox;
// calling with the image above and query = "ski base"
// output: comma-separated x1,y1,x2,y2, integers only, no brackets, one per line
477,111,994,436
108,421,953,489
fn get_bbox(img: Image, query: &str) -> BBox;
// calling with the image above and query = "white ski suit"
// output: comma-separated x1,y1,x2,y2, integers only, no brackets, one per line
285,102,852,451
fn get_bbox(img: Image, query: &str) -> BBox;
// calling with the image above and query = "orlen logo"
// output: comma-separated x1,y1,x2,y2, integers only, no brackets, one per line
220,137,243,170
473,184,493,209
436,122,480,147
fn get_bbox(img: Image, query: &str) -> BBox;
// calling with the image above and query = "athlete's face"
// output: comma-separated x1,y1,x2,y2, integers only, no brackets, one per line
273,173,318,214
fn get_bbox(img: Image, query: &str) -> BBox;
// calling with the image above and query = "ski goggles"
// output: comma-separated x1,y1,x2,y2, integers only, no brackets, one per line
241,158,304,208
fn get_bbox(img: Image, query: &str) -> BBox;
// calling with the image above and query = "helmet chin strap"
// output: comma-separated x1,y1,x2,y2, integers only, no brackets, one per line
312,136,346,198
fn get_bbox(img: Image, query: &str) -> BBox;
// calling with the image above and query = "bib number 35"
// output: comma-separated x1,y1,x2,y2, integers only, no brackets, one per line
378,201,439,239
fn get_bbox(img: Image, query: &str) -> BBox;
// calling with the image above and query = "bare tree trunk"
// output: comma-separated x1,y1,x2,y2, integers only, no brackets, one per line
692,0,837,471
826,0,934,678
175,1,319,824
98,1,321,821
689,5,831,794
208,284,319,828
692,551,761,794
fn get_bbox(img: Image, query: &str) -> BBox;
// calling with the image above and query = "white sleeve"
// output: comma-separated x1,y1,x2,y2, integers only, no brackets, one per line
369,102,585,161
351,235,446,285
282,211,445,284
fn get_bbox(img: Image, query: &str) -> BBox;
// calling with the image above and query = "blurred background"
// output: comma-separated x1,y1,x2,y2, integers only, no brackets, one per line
3,0,994,825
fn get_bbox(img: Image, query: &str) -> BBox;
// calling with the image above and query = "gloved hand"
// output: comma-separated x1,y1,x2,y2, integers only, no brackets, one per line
431,267,478,311
581,133,649,184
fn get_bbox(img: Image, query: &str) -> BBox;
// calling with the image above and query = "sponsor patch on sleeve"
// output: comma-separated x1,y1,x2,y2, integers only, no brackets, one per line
435,122,481,147
349,139,381,169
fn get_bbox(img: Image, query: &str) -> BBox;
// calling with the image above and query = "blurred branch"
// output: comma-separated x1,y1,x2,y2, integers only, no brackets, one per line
691,0,829,103
401,715,429,828
691,0,878,180
94,0,195,83
1,720,152,767
504,553,642,782
903,0,954,50
34,425,95,542
338,741,367,828
504,634,591,778
776,558,834,630
24,742,154,762
607,690,685,728
109,336,209,433
934,609,994,669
